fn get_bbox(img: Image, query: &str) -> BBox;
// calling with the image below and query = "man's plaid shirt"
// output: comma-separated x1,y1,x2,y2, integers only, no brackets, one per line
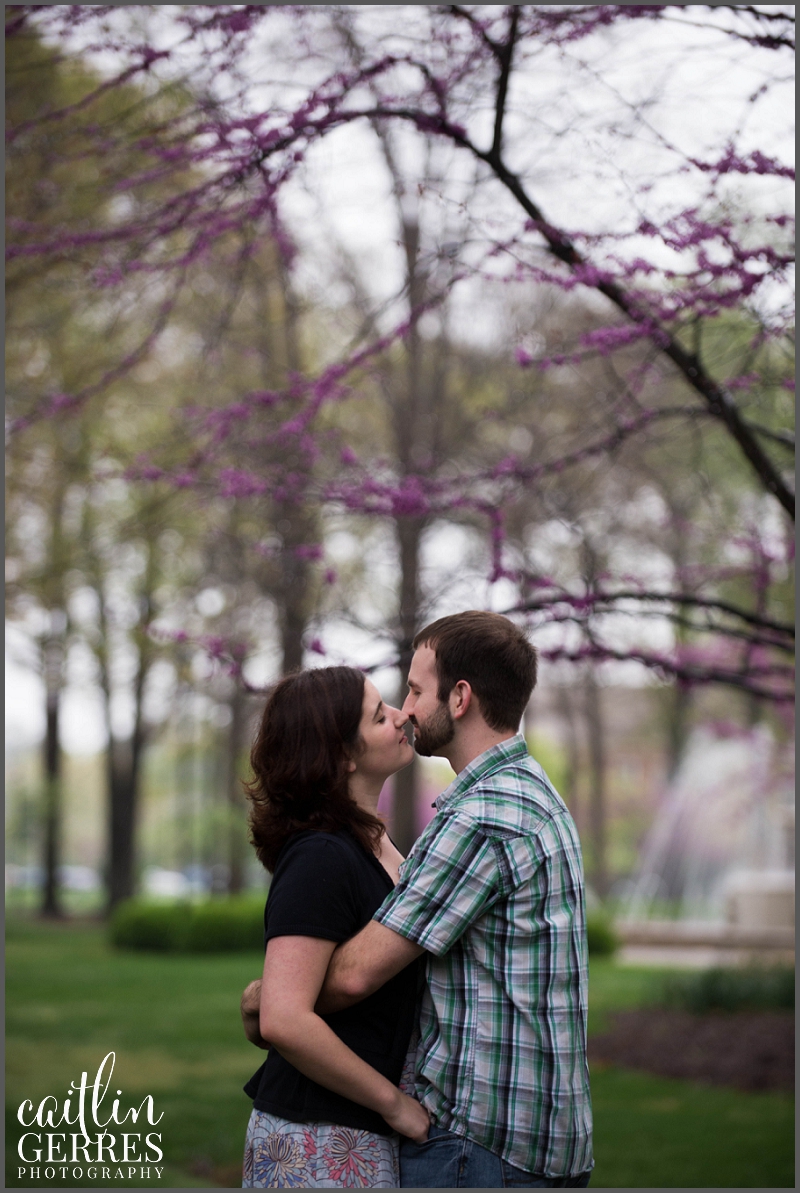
374,735,593,1177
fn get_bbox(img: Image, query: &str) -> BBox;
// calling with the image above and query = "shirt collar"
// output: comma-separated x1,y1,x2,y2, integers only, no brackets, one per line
433,733,529,812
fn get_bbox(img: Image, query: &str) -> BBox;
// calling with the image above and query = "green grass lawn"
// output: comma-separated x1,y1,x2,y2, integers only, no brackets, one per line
5,919,795,1188
590,1067,794,1188
588,958,794,1188
6,916,263,1188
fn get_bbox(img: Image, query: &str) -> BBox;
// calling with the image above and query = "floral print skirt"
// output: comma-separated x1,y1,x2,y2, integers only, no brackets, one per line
242,1108,399,1188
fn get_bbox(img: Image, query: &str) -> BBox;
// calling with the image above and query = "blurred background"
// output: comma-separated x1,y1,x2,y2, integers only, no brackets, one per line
6,5,794,1188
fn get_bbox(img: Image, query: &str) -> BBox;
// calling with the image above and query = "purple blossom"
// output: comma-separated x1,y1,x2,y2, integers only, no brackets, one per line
579,323,654,355
294,543,324,561
218,469,268,498
726,374,761,391
691,144,795,181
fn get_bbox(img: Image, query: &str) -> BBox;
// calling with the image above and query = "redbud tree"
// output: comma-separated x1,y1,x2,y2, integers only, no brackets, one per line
7,3,794,703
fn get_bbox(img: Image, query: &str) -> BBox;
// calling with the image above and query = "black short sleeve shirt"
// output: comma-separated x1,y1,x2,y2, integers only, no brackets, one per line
243,829,420,1135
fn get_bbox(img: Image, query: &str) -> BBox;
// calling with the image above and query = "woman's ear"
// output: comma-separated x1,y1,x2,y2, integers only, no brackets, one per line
346,758,357,773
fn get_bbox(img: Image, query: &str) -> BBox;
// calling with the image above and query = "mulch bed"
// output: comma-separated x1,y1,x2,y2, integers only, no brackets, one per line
588,1008,795,1092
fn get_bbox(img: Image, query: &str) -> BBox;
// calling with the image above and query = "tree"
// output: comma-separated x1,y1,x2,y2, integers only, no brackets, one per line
6,5,794,875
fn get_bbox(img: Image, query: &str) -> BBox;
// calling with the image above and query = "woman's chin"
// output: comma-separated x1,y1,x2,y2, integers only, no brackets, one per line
397,744,415,769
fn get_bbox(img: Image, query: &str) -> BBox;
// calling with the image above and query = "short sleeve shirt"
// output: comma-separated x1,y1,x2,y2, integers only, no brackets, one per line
244,829,420,1135
373,736,593,1177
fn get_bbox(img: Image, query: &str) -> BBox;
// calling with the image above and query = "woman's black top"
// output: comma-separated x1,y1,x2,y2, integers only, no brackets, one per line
244,828,419,1135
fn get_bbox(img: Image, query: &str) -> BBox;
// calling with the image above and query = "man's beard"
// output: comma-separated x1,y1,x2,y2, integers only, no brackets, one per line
412,701,455,756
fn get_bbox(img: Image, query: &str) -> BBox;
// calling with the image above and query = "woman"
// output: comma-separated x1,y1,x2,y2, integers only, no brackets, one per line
241,666,429,1189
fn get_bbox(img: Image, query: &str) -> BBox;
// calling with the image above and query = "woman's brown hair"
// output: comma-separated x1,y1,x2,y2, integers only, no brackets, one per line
245,666,384,873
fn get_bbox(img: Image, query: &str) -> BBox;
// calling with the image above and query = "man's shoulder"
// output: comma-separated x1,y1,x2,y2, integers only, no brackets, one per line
459,754,566,823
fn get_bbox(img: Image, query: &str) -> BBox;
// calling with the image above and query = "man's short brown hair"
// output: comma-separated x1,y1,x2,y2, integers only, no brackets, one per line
413,611,537,732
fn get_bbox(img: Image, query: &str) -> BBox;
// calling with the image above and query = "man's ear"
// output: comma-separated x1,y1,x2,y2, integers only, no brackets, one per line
449,680,472,720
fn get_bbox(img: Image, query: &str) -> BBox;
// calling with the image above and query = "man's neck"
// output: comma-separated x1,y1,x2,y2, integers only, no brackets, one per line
443,728,517,778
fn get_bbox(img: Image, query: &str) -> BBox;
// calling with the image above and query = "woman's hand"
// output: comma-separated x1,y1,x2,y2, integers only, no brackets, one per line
240,978,269,1049
383,1089,430,1144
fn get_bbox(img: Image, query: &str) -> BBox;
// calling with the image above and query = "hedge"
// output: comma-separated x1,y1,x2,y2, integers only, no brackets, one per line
112,895,619,957
586,910,618,957
661,965,795,1012
110,895,266,953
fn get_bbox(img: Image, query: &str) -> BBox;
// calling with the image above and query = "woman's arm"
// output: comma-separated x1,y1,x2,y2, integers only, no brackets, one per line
260,935,429,1143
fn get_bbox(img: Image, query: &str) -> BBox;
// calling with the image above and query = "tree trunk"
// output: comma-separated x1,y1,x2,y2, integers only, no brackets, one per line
584,667,609,898
276,502,314,675
107,737,136,908
274,251,316,678
555,685,582,829
227,686,248,894
665,682,693,781
40,624,65,918
106,637,150,912
392,514,424,854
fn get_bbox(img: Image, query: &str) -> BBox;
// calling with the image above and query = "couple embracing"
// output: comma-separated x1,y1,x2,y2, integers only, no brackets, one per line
239,611,593,1189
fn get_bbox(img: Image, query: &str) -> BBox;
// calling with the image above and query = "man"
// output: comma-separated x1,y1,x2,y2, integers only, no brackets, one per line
243,611,593,1188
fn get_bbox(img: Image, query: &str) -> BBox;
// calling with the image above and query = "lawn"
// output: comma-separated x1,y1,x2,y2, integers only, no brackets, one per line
5,918,795,1188
6,916,262,1188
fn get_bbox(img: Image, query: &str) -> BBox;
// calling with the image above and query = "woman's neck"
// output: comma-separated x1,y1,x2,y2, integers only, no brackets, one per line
348,774,384,819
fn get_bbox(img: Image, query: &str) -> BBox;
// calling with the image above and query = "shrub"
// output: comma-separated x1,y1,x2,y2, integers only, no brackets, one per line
110,895,265,953
586,910,618,957
661,966,795,1013
110,901,194,951
184,898,265,953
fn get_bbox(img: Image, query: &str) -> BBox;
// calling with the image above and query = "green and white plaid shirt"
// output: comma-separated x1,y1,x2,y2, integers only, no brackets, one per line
374,735,593,1177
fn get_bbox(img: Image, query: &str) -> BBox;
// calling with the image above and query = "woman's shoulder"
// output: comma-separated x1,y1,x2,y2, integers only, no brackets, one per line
268,829,367,916
275,827,363,871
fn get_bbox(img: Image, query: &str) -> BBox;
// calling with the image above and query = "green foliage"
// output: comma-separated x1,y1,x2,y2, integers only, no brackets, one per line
587,958,667,1035
525,733,568,796
586,910,618,957
110,895,265,953
660,966,795,1013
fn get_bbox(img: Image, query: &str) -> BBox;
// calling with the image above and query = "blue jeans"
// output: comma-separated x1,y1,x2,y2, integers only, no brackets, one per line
400,1126,592,1188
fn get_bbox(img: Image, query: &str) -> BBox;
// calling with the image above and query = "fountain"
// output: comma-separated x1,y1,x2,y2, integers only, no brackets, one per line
618,724,794,967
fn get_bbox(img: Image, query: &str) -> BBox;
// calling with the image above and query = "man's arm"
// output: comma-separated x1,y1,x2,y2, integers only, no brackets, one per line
315,920,424,1015
240,921,422,1040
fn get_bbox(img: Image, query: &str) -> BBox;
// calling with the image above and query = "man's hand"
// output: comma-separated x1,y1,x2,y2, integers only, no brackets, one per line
241,978,268,1049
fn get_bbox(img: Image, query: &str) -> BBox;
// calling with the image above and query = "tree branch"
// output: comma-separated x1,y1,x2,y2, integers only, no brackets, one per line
538,641,793,703
305,95,793,517
514,588,794,639
521,606,794,655
491,6,519,161
469,148,795,519
747,421,795,451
